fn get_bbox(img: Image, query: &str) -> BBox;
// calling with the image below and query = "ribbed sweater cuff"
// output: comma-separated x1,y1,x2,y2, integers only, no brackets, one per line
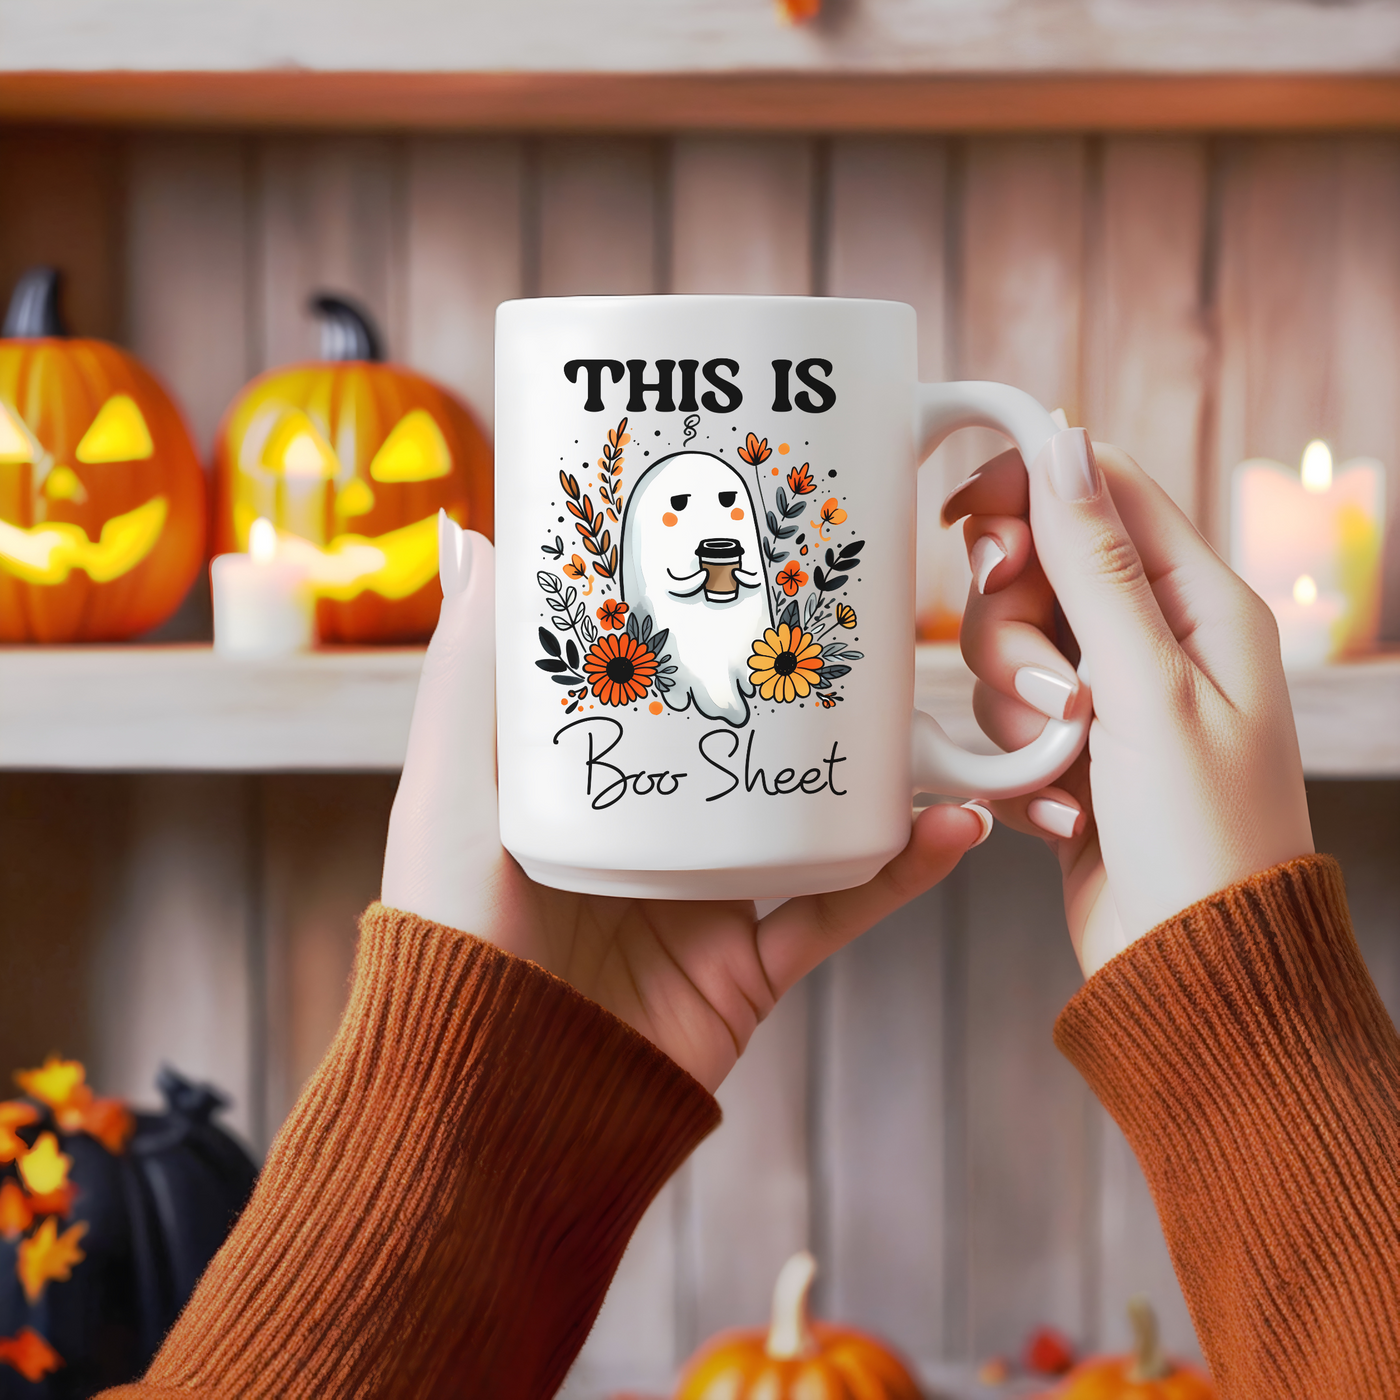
129,904,720,1400
1055,855,1400,1398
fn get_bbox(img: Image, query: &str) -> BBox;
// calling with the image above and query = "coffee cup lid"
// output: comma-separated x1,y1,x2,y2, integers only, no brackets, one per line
695,537,743,562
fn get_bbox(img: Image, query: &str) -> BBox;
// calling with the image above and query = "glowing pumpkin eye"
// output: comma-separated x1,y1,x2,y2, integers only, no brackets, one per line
261,412,339,479
0,402,34,464
76,395,154,464
370,409,451,483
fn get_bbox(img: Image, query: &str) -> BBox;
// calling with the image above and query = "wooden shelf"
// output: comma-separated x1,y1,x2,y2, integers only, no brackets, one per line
1,643,1395,776
6,72,1400,133
7,0,1400,132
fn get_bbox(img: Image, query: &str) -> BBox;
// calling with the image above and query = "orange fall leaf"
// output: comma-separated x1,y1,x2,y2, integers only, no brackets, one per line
14,1057,86,1113
17,1133,70,1197
0,1102,38,1165
0,1180,32,1241
0,1327,62,1383
18,1216,88,1304
68,1097,135,1155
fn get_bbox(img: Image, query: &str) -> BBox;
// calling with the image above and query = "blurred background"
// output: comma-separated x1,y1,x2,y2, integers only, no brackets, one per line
2,1,1400,1395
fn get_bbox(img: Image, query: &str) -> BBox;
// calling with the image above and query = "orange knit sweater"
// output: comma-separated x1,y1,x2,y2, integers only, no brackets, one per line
102,855,1398,1398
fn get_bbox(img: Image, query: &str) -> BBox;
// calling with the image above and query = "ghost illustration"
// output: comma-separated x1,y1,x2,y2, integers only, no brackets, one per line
621,450,772,726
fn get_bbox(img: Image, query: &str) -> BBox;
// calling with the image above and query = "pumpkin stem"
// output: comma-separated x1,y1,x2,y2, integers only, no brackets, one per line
3,267,67,338
1126,1296,1170,1382
309,292,384,363
765,1250,818,1360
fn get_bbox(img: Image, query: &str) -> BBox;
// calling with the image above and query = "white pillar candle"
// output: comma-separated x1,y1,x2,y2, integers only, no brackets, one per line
1232,440,1386,666
211,518,315,656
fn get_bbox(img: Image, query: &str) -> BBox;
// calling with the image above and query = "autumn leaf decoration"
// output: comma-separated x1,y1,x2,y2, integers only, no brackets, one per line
560,418,629,585
776,0,821,21
0,1328,62,1383
16,1055,135,1152
0,1056,134,1381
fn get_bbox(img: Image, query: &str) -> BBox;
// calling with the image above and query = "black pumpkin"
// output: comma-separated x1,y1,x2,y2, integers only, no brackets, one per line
0,1065,257,1398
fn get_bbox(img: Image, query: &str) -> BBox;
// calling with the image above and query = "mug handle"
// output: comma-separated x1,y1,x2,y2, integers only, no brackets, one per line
909,381,1089,801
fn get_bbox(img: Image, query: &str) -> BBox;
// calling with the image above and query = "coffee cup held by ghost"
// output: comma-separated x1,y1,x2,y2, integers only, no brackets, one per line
695,538,743,602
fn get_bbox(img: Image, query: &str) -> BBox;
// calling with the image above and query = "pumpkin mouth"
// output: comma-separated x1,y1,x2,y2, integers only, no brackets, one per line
234,505,445,602
0,497,168,586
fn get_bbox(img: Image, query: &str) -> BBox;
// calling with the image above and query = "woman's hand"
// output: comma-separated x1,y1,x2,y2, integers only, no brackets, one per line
944,430,1314,978
381,515,989,1094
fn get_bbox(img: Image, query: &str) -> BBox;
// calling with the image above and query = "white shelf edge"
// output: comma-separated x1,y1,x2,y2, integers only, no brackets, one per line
1,642,1396,776
0,644,425,772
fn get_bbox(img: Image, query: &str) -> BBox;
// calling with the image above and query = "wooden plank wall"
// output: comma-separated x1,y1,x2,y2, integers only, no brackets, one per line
2,128,1400,1394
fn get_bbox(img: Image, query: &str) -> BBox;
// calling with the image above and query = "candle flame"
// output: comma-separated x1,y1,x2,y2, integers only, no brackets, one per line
1301,440,1333,494
1293,573,1319,606
249,517,278,566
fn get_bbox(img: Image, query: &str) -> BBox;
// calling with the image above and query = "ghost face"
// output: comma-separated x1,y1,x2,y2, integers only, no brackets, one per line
621,450,772,726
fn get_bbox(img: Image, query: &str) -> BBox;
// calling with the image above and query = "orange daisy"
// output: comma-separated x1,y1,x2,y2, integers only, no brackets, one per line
584,633,658,707
747,624,824,703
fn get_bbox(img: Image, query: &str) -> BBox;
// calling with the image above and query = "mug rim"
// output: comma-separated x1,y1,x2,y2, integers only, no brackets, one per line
497,293,915,313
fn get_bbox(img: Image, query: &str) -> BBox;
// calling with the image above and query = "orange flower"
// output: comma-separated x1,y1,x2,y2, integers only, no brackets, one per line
583,633,659,707
0,1102,38,1164
813,497,847,538
776,561,808,596
737,433,772,466
836,603,857,628
597,598,629,630
748,624,824,703
0,1327,62,1383
786,461,816,496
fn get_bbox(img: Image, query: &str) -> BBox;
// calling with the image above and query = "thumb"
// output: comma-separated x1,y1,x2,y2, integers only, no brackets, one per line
1026,429,1181,706
381,513,500,931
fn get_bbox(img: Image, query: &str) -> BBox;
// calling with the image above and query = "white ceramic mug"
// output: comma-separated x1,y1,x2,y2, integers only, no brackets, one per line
495,296,1087,900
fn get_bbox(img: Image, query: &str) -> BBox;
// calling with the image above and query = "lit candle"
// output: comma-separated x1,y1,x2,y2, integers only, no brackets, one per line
211,518,315,656
1231,440,1385,667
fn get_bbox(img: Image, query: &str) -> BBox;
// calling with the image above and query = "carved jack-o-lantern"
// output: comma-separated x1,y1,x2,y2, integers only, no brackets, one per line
214,295,493,644
0,268,206,643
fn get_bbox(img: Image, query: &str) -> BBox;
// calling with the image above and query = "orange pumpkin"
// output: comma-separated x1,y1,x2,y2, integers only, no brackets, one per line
675,1251,922,1400
0,267,206,642
1038,1299,1217,1400
214,294,492,644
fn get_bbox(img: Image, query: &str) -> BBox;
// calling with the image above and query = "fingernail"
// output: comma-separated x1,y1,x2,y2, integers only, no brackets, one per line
940,471,980,524
438,509,473,598
1045,428,1100,504
961,800,994,847
1013,665,1076,721
969,535,1007,594
1028,796,1082,840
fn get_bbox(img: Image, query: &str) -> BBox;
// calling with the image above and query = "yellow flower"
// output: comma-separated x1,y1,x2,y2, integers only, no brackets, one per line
836,603,856,628
748,624,824,703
